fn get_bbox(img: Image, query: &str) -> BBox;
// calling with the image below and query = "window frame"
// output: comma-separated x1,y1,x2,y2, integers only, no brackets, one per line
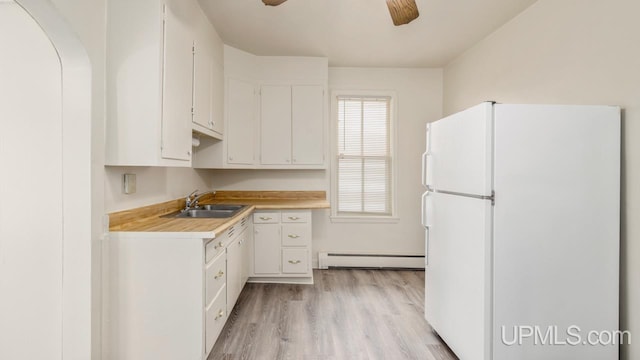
330,90,399,223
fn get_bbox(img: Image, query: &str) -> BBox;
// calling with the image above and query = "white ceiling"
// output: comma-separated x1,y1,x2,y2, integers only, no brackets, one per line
199,0,537,67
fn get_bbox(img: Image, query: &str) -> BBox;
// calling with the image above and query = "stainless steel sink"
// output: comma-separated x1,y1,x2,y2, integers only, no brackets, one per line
163,204,247,219
197,204,245,211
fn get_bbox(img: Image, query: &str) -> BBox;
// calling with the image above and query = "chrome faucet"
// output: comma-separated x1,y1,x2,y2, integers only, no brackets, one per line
184,189,199,211
184,190,216,211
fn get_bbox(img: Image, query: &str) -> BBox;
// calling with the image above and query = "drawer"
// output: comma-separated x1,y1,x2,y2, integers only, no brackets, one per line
225,215,248,239
205,234,228,263
237,215,249,233
205,251,226,305
205,285,227,355
281,211,310,223
282,248,309,274
281,224,311,247
253,212,280,224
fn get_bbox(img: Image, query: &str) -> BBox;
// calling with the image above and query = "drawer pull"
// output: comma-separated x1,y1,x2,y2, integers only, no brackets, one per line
288,260,301,265
259,216,272,221
214,310,225,320
214,270,224,280
287,234,300,239
214,241,224,250
288,216,300,220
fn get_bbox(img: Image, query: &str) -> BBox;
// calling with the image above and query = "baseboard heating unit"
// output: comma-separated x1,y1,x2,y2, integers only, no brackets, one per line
318,252,425,270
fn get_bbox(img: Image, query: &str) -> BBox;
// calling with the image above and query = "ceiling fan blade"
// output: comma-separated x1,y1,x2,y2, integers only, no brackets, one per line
386,0,419,26
262,0,287,6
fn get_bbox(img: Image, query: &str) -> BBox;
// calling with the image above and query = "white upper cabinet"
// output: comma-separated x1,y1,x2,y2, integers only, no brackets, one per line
260,85,325,166
193,46,328,169
260,85,292,165
192,9,223,139
226,78,256,165
106,0,220,166
192,42,214,134
292,85,324,165
161,5,193,162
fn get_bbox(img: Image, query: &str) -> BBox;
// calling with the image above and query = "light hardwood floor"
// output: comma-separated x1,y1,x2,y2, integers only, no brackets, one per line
209,269,458,360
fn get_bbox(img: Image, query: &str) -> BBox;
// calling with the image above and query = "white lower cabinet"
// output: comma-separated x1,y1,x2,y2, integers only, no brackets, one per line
282,248,309,274
107,214,251,360
204,249,227,355
254,217,281,275
107,208,316,359
205,283,226,353
226,225,250,313
205,251,226,307
251,210,313,281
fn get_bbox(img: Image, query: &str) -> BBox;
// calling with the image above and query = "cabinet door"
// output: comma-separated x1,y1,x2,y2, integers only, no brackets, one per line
226,234,242,313
260,85,292,165
241,220,252,286
292,85,324,165
253,224,281,274
192,41,213,131
227,78,255,164
161,5,193,161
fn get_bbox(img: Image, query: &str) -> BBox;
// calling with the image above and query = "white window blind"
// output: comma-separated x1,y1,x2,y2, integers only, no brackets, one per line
336,96,392,216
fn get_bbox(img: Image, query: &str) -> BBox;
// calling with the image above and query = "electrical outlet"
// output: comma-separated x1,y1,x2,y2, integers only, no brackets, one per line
123,173,137,194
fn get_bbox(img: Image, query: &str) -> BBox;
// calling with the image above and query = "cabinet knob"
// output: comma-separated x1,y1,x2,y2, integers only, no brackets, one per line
288,216,300,220
214,241,224,250
259,216,272,221
288,234,300,239
214,270,224,280
214,310,225,320
187,151,191,156
288,260,301,265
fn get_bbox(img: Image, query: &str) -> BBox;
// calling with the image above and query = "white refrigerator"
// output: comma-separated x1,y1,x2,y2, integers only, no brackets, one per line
421,103,620,360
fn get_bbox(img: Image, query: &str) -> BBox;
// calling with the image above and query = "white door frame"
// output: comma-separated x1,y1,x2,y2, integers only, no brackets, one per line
14,0,93,358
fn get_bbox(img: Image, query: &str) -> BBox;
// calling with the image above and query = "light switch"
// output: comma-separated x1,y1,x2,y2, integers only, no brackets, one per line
123,173,137,194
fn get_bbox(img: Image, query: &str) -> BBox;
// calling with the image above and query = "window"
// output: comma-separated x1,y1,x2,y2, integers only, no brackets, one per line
333,94,395,219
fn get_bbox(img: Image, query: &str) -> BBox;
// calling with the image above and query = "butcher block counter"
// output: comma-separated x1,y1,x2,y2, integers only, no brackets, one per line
108,190,329,234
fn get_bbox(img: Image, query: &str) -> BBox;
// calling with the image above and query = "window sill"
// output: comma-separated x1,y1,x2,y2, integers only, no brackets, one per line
330,216,400,224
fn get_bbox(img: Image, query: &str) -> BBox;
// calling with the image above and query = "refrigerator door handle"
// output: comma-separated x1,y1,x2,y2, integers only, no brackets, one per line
421,190,430,227
423,124,432,188
425,153,433,188
426,123,431,152
422,190,431,266
421,151,428,187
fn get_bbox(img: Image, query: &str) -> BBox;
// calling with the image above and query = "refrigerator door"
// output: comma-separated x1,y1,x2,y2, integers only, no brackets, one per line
425,191,492,360
492,104,620,360
427,102,493,196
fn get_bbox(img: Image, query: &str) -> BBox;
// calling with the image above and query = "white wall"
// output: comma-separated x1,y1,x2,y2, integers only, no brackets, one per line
212,67,443,266
443,0,640,358
104,167,214,212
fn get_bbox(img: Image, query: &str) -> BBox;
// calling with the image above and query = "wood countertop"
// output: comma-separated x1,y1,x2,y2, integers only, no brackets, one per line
108,191,329,233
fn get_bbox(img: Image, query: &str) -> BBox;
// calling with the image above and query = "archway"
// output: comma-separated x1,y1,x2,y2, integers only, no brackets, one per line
0,0,92,358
